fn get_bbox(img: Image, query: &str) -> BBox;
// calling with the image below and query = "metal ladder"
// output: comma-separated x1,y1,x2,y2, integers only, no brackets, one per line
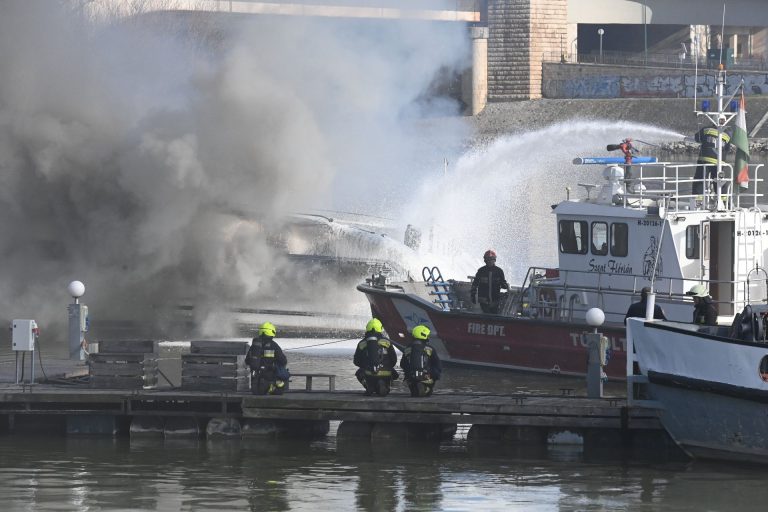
422,266,453,311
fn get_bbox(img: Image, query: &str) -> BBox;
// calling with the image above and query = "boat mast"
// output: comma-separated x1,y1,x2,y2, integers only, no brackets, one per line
696,65,736,210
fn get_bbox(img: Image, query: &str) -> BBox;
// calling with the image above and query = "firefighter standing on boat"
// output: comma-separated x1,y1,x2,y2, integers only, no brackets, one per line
401,325,442,397
692,126,732,196
687,284,718,326
246,322,289,395
470,249,509,314
354,318,399,396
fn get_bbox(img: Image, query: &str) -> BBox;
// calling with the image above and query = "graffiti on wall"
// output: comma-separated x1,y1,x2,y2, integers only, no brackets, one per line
551,72,768,99
562,76,620,98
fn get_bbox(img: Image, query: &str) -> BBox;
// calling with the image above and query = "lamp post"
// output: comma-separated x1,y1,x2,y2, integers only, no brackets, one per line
598,28,604,63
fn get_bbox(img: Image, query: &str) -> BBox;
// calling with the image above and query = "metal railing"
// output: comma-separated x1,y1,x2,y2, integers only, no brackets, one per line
509,266,766,327
545,51,768,72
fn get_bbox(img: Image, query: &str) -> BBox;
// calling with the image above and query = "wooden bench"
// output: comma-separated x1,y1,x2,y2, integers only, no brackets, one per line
290,373,336,391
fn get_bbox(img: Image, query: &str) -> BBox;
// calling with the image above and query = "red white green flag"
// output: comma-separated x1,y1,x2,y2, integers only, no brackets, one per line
734,89,750,190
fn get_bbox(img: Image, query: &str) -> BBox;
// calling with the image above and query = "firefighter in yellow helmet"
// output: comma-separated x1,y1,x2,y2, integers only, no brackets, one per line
246,321,289,395
353,318,399,396
400,324,442,397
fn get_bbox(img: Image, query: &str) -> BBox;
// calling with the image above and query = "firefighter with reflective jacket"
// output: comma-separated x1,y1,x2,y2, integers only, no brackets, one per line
246,321,289,395
400,325,442,397
692,126,732,196
470,249,510,314
354,318,399,396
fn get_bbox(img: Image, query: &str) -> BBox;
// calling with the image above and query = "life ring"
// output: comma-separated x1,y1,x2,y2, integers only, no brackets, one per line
538,288,557,317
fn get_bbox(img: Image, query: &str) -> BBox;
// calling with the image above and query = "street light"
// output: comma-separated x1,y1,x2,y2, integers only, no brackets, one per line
598,28,605,63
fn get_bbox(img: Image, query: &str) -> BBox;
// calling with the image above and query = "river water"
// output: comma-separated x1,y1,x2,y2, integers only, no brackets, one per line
2,339,768,511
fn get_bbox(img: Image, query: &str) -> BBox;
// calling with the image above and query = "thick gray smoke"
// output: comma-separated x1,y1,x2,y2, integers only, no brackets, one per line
0,2,469,339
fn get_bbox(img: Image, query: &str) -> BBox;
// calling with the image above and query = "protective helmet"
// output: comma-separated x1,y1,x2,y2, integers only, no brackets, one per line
258,321,277,338
483,249,497,260
687,284,708,297
412,324,430,340
366,318,383,333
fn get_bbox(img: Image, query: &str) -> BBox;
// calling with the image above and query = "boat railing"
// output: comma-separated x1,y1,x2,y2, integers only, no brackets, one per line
510,266,765,324
611,162,764,213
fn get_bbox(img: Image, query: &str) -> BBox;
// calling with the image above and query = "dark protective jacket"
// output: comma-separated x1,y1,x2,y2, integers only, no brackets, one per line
695,127,732,165
624,300,667,324
245,337,287,373
693,297,718,326
400,341,442,381
470,265,509,304
354,333,398,376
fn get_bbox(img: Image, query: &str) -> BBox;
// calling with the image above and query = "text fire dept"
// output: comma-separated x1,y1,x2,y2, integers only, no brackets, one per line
467,323,505,336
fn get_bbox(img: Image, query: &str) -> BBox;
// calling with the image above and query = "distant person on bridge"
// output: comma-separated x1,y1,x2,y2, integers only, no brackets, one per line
470,249,509,314
687,284,718,326
401,325,442,397
354,318,399,396
246,322,289,395
692,126,732,196
624,287,667,324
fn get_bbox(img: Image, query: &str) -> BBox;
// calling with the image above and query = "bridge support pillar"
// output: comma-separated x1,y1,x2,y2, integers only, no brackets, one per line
470,26,489,115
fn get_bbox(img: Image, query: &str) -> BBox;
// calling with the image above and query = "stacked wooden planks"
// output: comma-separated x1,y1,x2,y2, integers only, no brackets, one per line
181,340,249,392
88,340,158,389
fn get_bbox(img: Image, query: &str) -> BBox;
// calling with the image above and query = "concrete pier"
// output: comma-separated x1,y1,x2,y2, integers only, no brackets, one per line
470,26,489,115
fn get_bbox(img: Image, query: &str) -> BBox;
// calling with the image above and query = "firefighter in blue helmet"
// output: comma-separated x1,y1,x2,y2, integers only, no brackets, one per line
246,321,289,395
354,318,399,396
400,325,442,397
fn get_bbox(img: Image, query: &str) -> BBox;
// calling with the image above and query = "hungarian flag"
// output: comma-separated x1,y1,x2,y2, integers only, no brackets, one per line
734,89,750,190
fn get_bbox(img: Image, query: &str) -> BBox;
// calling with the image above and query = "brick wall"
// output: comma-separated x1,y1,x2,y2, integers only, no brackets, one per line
488,0,567,101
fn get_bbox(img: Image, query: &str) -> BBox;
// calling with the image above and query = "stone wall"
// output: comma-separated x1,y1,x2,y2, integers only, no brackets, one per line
488,0,567,101
543,62,768,99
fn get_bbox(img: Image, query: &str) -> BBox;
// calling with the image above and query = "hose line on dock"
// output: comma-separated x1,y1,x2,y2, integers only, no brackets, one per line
284,337,358,351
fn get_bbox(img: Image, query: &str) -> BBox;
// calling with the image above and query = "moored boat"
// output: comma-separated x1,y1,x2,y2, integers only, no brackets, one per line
359,68,767,380
626,298,768,463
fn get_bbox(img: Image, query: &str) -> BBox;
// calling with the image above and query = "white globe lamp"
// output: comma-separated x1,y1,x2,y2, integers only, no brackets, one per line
68,280,85,300
585,307,605,329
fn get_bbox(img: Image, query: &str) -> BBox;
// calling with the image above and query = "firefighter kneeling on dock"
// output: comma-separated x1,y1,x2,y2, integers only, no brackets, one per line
401,325,442,397
246,321,289,395
354,318,399,396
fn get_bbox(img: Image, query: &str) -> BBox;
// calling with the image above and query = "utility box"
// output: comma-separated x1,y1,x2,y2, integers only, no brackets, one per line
12,319,37,351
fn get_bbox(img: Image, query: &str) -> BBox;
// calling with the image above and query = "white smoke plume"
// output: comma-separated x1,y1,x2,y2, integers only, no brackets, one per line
0,1,470,340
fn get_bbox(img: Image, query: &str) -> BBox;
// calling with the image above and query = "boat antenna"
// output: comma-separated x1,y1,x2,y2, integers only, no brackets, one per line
693,32,699,111
719,3,726,67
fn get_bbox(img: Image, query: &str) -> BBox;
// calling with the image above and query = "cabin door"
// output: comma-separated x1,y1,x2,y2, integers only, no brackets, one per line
707,220,735,315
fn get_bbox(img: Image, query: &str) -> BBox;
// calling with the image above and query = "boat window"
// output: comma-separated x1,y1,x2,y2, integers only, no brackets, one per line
591,222,608,255
686,225,700,259
760,356,768,382
559,220,588,254
610,223,628,257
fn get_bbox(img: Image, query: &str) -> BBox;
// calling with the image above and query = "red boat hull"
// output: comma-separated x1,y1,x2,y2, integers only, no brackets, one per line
360,285,627,379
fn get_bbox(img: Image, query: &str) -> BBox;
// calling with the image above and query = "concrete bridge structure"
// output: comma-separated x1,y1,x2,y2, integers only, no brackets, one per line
87,0,768,106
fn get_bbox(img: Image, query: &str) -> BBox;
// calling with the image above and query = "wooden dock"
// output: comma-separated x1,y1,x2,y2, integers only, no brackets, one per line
241,392,659,430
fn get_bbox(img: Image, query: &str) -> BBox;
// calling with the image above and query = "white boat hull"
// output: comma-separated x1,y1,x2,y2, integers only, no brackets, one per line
627,318,768,463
